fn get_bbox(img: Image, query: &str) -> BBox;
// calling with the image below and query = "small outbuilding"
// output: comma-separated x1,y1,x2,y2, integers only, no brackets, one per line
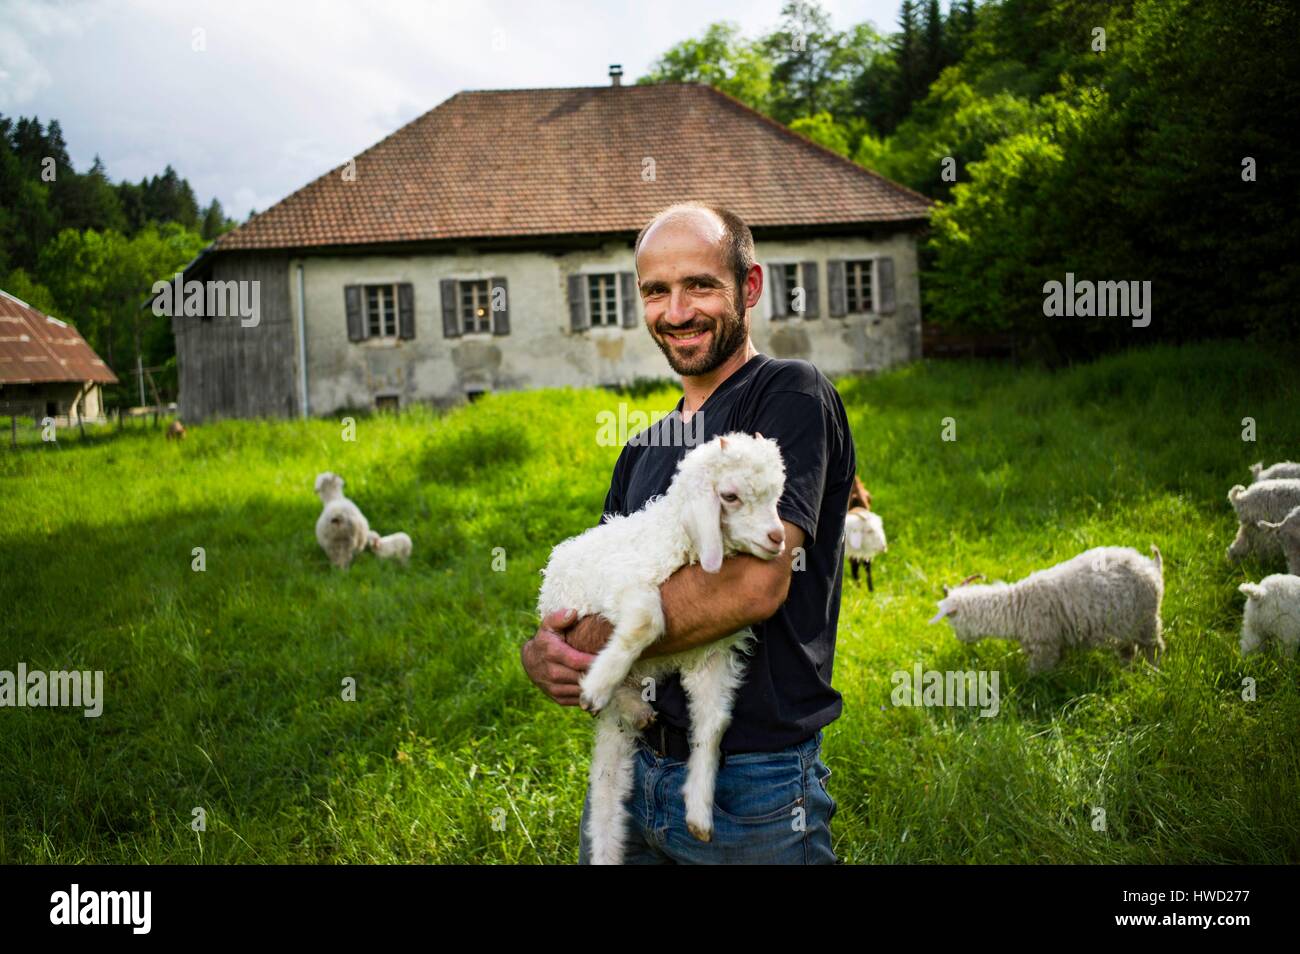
0,289,118,423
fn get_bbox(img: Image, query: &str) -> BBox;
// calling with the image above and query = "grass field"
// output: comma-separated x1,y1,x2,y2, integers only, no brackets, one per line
2,340,1299,864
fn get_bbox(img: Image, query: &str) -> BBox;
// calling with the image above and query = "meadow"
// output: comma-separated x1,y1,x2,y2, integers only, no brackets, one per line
2,340,1298,863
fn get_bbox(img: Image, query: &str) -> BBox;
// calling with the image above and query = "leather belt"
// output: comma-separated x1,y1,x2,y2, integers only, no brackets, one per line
638,719,727,768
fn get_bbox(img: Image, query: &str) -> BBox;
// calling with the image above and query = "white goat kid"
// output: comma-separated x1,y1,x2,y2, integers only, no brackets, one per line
537,431,787,864
314,472,371,569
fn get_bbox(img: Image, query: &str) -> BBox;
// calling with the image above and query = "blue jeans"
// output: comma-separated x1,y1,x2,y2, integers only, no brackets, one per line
578,729,838,864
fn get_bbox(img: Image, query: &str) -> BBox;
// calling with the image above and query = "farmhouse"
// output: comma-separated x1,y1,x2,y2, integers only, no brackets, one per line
171,72,931,420
0,289,117,423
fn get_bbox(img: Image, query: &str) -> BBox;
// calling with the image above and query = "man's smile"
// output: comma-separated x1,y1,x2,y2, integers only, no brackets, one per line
661,325,711,347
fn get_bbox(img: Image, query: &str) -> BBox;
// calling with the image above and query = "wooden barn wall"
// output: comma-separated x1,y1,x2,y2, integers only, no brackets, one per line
174,253,296,421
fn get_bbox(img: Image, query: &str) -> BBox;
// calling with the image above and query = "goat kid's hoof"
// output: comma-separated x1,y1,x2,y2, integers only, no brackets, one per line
687,821,713,843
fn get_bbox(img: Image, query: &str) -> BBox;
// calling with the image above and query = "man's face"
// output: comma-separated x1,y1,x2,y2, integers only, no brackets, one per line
636,212,748,377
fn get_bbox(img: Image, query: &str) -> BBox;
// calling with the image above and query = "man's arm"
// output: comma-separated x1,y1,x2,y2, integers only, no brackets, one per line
566,521,805,657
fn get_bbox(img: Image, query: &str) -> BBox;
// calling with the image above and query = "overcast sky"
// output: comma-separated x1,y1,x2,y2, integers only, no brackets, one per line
1,0,904,220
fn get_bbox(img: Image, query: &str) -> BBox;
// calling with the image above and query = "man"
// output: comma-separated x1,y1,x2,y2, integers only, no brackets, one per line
520,202,856,864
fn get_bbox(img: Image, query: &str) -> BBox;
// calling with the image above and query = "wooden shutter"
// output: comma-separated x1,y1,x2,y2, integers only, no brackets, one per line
827,260,847,317
877,257,896,314
568,273,589,331
768,262,787,319
619,271,638,327
801,261,819,318
397,283,415,339
490,276,509,335
440,279,459,338
345,285,365,341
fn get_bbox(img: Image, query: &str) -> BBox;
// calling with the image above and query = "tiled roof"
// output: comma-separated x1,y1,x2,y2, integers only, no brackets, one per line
213,83,932,252
0,290,118,385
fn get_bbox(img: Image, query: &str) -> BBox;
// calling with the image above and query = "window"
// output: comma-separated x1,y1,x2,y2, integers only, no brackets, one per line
587,274,620,327
460,279,491,334
777,264,800,318
365,284,398,337
845,260,874,313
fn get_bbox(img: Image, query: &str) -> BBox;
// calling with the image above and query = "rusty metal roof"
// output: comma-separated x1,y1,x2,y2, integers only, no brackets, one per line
0,290,118,385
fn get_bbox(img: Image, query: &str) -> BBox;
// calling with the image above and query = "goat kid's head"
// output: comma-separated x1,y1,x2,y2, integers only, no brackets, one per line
675,431,786,573
315,471,344,503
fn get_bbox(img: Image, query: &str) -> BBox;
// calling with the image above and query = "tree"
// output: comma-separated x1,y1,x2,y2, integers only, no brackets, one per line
764,1,843,124
638,21,772,112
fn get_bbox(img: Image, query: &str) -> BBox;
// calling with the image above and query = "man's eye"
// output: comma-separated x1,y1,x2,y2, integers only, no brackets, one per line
720,492,740,503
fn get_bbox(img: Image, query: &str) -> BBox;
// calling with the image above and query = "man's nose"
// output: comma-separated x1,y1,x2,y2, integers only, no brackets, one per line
667,286,694,323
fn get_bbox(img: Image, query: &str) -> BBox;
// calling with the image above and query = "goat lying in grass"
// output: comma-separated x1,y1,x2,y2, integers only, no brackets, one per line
537,432,787,864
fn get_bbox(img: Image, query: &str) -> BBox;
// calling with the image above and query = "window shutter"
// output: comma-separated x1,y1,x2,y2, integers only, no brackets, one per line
568,273,589,331
440,279,460,338
398,283,415,339
877,257,896,314
768,262,787,319
801,261,819,318
619,271,638,328
490,276,509,335
345,285,365,341
827,260,847,317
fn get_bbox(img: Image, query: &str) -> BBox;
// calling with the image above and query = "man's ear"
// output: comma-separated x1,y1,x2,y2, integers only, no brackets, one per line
684,483,724,572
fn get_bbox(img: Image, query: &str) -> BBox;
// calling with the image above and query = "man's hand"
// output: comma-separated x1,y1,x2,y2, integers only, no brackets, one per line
521,609,598,706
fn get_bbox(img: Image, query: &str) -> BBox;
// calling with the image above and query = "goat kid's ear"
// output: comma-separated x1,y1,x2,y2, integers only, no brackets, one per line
685,482,725,573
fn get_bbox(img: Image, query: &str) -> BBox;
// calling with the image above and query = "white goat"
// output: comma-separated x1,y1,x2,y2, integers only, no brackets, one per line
537,431,787,864
1250,461,1300,483
929,546,1165,673
844,507,887,590
1227,480,1300,564
314,472,371,569
1239,574,1300,657
368,530,413,566
1257,506,1300,575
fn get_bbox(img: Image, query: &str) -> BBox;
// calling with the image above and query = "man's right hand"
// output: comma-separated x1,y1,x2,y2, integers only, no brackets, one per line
521,608,597,707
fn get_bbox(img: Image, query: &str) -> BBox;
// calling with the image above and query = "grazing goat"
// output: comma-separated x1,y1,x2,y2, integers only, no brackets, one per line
930,546,1165,673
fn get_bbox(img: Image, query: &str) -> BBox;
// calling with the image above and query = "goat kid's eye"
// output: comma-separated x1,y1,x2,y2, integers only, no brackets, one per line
720,492,740,504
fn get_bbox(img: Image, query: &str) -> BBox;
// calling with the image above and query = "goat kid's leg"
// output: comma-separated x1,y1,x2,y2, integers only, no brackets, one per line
679,643,747,843
587,711,638,865
866,560,874,592
579,587,665,715
608,678,656,731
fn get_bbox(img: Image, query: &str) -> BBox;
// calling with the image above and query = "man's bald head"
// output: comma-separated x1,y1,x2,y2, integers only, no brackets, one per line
635,202,755,311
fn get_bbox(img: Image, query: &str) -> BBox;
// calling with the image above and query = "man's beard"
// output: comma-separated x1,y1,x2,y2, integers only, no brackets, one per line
652,292,748,376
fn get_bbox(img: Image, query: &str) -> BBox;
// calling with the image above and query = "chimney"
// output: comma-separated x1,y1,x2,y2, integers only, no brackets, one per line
609,64,623,87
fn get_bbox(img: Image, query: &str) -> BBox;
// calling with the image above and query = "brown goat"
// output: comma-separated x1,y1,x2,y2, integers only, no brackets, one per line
166,420,186,441
848,472,872,511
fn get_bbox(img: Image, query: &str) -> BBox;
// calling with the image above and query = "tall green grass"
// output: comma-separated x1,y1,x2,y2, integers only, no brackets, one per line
1,340,1297,863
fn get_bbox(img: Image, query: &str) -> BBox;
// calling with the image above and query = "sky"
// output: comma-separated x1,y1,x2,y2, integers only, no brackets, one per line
0,0,904,220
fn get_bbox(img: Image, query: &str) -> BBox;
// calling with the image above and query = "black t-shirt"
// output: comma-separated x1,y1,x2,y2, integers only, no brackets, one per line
601,352,857,752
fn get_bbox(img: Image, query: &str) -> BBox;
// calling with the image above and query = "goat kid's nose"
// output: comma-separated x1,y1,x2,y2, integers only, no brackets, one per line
768,528,785,546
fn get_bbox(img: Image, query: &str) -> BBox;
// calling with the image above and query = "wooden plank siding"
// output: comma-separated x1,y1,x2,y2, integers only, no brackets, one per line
173,253,297,421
